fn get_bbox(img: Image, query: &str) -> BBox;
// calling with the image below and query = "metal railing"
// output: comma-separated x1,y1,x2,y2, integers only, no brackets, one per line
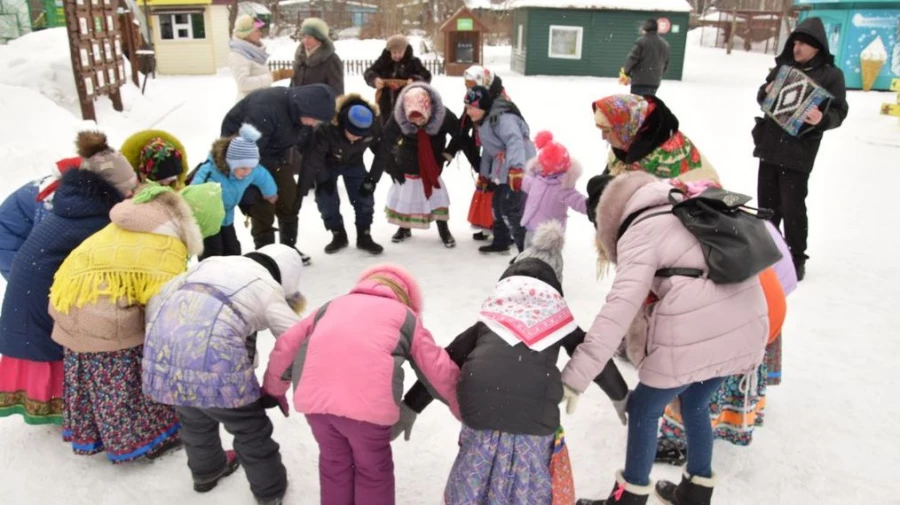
268,58,445,76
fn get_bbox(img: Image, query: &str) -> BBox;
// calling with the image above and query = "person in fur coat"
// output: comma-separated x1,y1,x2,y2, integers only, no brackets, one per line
394,222,628,505
363,34,432,126
0,131,136,426
48,183,224,463
263,263,461,505
566,171,769,505
191,123,278,259
521,131,587,247
380,83,460,247
143,243,305,505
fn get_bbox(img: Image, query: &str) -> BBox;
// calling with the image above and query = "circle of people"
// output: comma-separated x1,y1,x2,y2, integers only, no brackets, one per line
0,14,848,505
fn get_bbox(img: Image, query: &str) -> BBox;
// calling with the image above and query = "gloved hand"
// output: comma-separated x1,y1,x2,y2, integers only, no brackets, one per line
260,389,290,417
475,175,490,191
560,384,581,415
271,68,295,82
317,178,337,195
611,390,631,426
390,403,418,441
508,168,524,192
618,67,631,86
358,174,377,197
390,172,406,185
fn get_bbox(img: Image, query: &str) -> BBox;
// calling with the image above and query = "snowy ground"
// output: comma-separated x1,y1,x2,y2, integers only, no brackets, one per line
1,28,899,504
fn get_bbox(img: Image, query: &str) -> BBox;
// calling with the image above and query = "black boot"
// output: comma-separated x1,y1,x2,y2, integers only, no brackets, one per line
324,227,349,254
391,227,411,243
479,242,511,255
576,471,651,505
655,471,715,505
278,219,310,265
655,436,688,466
436,221,456,248
793,255,806,282
472,231,492,241
253,230,276,249
356,226,384,255
193,450,241,493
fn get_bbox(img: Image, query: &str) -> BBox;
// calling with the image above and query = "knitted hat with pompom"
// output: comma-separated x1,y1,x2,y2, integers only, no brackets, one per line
226,124,262,171
533,131,571,177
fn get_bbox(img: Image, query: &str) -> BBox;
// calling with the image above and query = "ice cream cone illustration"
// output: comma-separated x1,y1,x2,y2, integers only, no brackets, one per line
860,36,887,91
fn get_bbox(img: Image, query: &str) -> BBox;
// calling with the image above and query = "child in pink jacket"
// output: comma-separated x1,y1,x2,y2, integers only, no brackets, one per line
263,263,460,505
521,131,587,247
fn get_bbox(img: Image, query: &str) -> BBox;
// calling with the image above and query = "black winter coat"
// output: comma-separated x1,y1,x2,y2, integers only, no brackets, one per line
221,85,336,174
364,46,432,120
624,31,670,87
305,95,385,185
752,17,849,173
291,40,344,95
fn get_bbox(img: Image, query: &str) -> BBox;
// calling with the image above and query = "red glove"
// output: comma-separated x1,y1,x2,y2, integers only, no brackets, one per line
508,168,524,192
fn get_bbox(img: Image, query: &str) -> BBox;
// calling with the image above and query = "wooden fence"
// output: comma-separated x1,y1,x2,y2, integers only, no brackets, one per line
268,58,445,76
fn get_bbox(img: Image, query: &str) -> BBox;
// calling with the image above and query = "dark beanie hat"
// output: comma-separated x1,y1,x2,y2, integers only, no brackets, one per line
792,32,824,53
500,257,563,295
643,18,658,32
464,85,494,112
586,174,615,224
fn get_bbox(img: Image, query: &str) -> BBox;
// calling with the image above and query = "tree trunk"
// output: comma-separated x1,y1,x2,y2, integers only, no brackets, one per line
228,0,239,35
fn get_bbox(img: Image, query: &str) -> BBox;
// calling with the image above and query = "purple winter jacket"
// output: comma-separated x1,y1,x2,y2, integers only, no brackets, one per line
521,161,587,232
562,172,769,392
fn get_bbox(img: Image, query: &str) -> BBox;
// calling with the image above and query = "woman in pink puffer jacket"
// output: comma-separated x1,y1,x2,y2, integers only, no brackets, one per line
565,172,768,505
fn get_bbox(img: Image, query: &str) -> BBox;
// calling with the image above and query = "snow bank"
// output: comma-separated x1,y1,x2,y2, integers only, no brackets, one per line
0,28,82,116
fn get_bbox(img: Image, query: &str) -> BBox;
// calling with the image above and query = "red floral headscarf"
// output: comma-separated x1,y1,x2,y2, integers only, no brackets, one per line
591,95,654,149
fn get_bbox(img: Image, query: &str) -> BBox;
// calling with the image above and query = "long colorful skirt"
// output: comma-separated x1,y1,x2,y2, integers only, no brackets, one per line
0,355,64,425
385,174,450,229
444,425,554,505
660,361,768,447
62,346,180,463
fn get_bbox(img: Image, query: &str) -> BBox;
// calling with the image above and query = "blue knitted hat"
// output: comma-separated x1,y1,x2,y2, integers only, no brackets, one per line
226,124,261,171
343,104,374,137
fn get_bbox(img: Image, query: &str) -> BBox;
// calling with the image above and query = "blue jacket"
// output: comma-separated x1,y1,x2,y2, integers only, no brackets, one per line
0,181,41,281
477,99,536,184
0,170,123,362
190,156,277,227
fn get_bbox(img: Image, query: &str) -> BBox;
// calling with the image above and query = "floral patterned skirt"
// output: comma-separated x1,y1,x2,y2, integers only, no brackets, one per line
444,425,554,505
0,355,64,425
62,346,180,463
385,175,450,229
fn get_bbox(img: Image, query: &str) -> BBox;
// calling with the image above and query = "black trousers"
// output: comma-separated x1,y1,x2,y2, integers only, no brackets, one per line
242,164,300,247
175,403,287,500
757,160,810,260
199,223,241,260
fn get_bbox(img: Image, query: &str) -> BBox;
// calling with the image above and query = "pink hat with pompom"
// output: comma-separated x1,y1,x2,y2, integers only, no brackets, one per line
534,131,571,177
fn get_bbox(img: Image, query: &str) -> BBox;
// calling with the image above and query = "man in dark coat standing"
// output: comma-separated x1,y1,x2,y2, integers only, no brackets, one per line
364,34,432,126
623,19,670,96
221,84,336,259
752,17,848,280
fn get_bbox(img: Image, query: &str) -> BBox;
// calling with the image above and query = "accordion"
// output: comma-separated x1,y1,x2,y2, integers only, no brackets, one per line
761,65,833,136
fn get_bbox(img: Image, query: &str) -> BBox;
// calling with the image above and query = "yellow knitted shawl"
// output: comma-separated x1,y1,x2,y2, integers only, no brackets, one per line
50,224,188,313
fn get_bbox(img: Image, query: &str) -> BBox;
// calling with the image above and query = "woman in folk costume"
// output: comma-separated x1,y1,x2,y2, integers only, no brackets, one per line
48,183,224,462
120,129,190,189
0,131,136,425
381,82,460,247
591,94,718,183
564,172,769,505
263,263,461,505
395,222,629,505
143,244,305,505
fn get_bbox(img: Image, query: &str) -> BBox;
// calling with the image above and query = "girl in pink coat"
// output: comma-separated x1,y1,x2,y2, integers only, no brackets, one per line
263,263,460,505
520,131,587,247
566,172,768,505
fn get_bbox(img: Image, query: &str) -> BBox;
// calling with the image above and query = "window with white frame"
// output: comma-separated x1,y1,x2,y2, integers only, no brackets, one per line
158,12,206,40
517,24,524,52
548,25,583,60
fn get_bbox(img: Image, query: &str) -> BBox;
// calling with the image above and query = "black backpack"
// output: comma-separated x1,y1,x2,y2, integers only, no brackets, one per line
617,187,783,284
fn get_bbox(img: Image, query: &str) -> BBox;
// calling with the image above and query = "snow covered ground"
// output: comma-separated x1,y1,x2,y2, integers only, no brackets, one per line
1,28,899,504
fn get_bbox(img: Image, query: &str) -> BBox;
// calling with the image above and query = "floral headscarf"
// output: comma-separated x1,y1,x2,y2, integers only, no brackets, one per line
138,137,183,183
591,95,652,149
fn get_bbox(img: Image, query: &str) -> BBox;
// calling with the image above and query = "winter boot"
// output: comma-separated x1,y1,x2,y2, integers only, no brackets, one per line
479,242,511,255
473,231,492,241
392,227,411,243
655,437,688,466
436,221,456,248
356,226,384,255
793,255,806,282
253,230,276,249
278,219,298,248
654,471,715,505
324,227,349,254
576,470,651,505
193,450,241,493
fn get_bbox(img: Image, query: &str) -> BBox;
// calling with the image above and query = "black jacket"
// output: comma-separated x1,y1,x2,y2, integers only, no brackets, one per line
380,103,459,180
221,85,337,173
305,95,385,185
752,17,848,173
364,46,432,120
624,31,670,87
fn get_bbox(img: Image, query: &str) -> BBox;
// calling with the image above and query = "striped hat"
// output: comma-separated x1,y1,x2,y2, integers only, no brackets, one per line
226,123,262,171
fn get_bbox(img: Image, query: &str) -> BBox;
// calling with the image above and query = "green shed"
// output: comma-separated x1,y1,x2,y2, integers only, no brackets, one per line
508,0,693,79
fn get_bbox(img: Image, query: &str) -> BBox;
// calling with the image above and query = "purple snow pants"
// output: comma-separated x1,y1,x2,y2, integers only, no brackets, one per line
306,414,395,505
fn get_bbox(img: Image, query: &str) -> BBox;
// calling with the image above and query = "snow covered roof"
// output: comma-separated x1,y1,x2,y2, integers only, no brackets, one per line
239,2,271,15
509,0,692,12
464,0,511,10
278,0,377,7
